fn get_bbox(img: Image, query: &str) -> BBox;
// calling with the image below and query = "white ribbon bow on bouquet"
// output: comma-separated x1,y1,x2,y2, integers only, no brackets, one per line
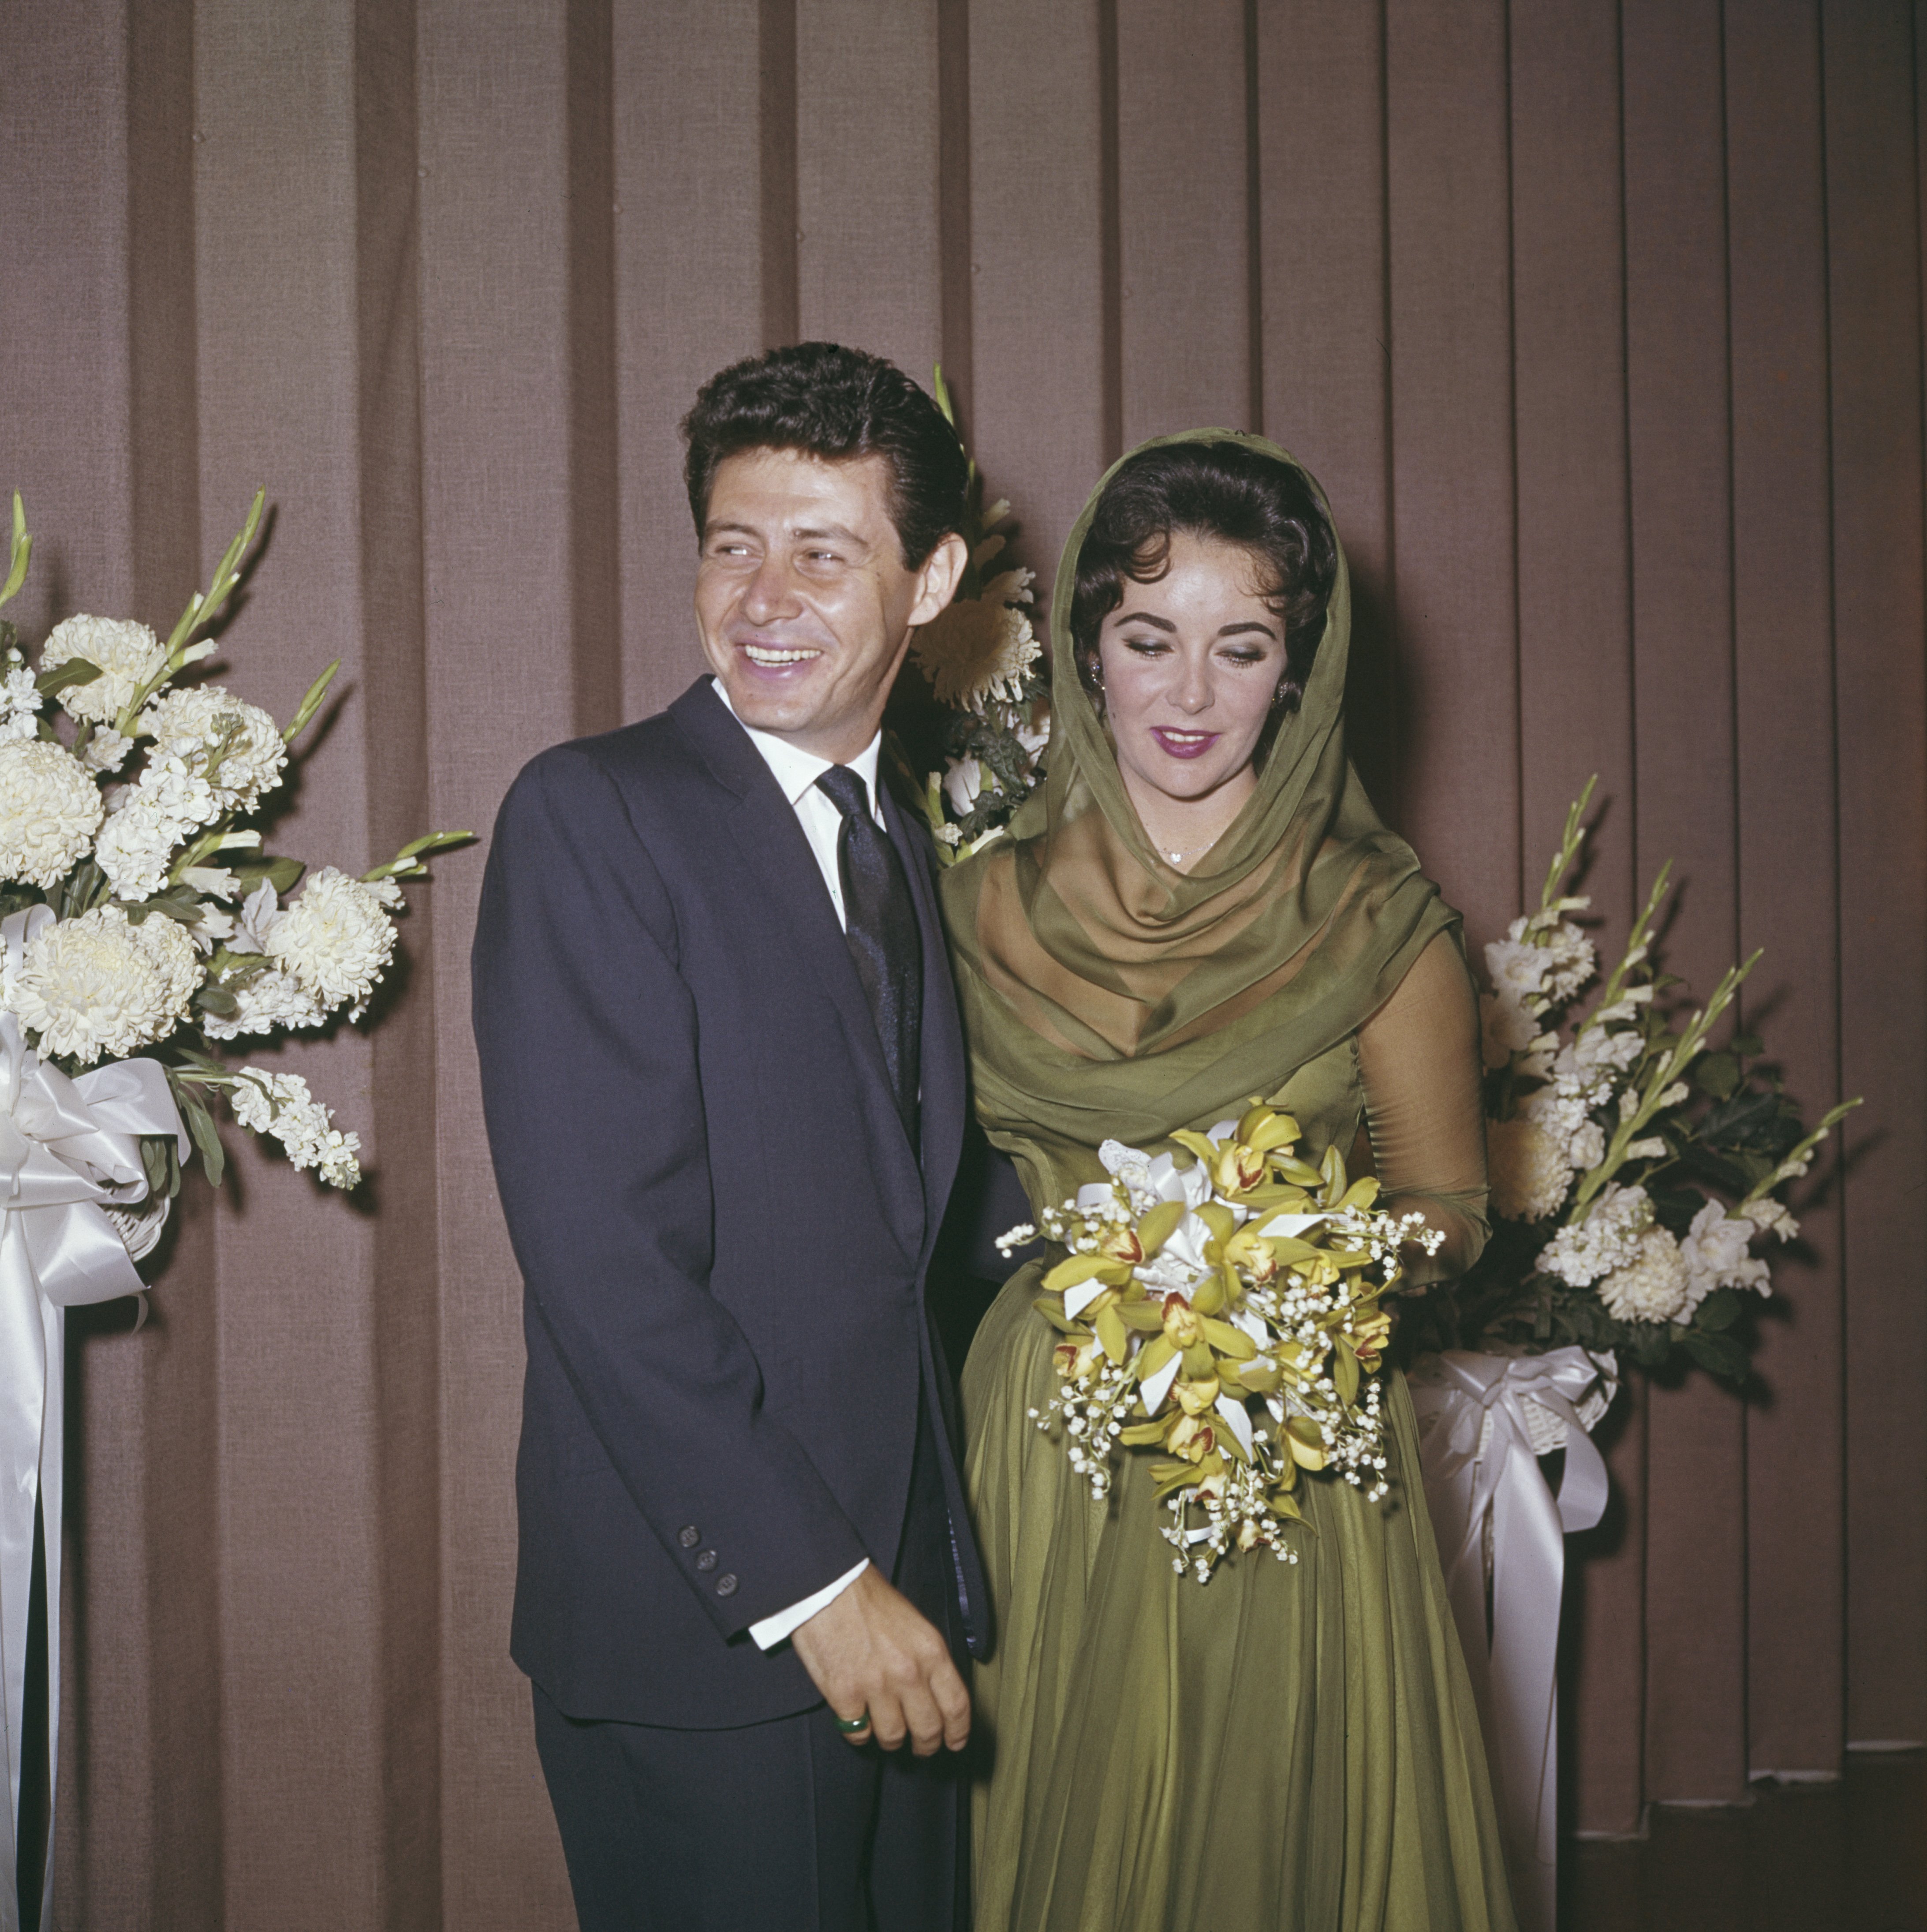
1408,1346,1614,1932
0,907,187,1931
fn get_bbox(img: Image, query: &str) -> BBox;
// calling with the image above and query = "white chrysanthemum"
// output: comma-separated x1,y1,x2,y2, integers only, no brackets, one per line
229,1069,362,1188
910,571,1040,710
1539,1181,1653,1289
0,738,105,889
141,684,286,810
266,867,396,1020
1597,1226,1691,1323
1487,1114,1574,1222
43,615,168,727
11,905,198,1065
1679,1200,1770,1315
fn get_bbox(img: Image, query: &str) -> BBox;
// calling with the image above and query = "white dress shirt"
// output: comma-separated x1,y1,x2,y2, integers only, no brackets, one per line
713,680,876,1649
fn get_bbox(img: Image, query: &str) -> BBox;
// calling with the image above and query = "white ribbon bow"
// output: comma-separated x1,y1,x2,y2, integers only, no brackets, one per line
0,906,187,1931
1408,1347,1613,1932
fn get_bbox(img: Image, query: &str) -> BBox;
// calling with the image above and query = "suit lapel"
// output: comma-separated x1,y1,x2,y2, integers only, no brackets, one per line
671,682,926,1248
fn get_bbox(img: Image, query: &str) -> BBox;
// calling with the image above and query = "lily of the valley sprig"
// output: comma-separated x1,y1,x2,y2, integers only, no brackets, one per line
1010,1103,1441,1580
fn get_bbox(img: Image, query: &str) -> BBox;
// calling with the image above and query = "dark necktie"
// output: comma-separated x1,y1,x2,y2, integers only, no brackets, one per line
815,765,922,1144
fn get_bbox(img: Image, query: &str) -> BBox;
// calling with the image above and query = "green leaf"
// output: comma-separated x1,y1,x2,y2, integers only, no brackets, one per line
232,856,305,895
194,983,240,1019
1136,1199,1186,1258
179,1088,226,1188
1681,1327,1749,1383
1694,1050,1740,1099
1695,1287,1741,1333
35,657,101,699
0,494,30,607
1333,1334,1359,1405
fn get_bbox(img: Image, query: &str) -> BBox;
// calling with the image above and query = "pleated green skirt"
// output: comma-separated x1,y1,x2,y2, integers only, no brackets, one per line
962,1262,1517,1932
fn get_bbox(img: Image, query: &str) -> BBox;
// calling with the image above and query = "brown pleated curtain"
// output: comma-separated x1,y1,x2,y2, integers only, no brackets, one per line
0,0,1921,1924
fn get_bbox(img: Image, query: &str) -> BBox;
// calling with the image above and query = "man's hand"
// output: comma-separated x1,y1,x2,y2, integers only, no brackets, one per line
790,1566,970,1756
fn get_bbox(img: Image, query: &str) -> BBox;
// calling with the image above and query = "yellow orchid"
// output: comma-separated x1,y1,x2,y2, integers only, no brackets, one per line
1161,1293,1202,1348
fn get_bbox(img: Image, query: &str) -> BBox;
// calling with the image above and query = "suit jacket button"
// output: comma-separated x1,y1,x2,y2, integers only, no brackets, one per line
678,1526,700,1548
715,1573,738,1597
696,1550,717,1572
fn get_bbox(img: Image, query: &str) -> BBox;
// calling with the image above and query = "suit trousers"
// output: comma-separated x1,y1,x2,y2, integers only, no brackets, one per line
534,1392,967,1932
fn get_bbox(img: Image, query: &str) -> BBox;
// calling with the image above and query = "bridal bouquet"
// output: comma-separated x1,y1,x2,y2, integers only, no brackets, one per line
0,490,469,1223
1414,780,1857,1383
897,368,1050,863
1008,1104,1443,1579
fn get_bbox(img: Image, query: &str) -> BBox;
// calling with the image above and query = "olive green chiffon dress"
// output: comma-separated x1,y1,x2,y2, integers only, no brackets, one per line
940,433,1516,1932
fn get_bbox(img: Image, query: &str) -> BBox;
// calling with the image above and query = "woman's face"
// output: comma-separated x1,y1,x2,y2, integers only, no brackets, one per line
1095,531,1286,811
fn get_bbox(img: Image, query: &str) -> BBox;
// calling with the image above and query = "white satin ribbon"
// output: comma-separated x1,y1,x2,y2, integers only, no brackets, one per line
1408,1347,1613,1932
0,916,186,1932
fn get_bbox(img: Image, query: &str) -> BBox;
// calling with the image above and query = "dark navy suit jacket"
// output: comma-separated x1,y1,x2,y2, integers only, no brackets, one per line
472,678,988,1729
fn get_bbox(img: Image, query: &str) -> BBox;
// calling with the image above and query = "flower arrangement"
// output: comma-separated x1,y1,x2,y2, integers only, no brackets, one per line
1410,779,1857,1383
1008,1104,1443,1579
897,369,1049,863
0,490,470,1207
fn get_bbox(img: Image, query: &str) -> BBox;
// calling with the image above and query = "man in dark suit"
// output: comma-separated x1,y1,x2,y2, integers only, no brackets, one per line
472,342,988,1931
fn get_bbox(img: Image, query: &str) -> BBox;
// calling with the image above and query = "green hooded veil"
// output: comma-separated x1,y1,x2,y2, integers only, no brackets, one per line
941,429,1462,1208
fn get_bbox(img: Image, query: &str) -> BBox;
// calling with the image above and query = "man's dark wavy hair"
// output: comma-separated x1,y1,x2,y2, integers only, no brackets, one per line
681,342,970,568
1069,441,1339,717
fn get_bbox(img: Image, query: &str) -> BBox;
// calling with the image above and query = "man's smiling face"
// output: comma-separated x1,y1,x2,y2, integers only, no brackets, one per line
695,447,959,764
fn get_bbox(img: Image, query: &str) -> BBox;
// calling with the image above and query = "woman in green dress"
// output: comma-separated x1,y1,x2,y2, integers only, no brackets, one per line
940,433,1516,1932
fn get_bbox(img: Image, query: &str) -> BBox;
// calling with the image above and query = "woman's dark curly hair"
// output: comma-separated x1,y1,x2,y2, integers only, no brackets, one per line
1069,441,1338,718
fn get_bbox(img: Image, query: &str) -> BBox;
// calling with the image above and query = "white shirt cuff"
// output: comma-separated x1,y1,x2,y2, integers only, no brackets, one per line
747,1558,870,1651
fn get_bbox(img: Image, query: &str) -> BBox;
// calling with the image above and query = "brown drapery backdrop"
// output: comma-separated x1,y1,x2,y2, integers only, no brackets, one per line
0,1,1921,1923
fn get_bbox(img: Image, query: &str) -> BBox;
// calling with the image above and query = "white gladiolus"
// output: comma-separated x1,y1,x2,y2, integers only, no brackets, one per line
229,1069,362,1188
0,738,105,889
265,867,399,1020
1597,1226,1692,1324
1678,1200,1770,1315
1741,1197,1798,1242
43,614,168,726
12,905,198,1066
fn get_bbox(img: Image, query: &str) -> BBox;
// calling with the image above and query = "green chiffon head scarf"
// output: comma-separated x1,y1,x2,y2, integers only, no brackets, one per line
939,429,1460,1196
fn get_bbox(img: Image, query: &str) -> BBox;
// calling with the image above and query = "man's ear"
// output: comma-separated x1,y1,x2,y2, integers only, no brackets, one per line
906,531,969,628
